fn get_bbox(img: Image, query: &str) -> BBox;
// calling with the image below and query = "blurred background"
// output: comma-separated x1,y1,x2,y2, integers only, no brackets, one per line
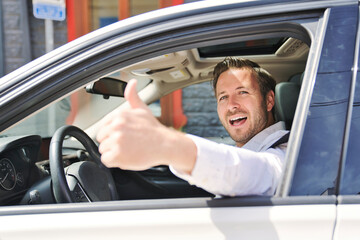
0,0,228,139
0,0,203,76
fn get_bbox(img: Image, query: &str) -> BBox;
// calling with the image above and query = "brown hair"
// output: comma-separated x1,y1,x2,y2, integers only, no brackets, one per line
212,57,276,100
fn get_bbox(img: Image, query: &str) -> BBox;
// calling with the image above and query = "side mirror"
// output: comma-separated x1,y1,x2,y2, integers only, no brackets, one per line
86,77,127,99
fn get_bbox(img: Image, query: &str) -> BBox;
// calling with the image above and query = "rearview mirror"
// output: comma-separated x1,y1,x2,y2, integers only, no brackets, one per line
86,77,127,99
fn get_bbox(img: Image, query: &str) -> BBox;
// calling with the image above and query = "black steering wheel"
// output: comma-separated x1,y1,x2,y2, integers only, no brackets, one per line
49,125,118,203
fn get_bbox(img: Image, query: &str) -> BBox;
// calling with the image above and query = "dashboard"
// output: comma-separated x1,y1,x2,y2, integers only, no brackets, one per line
0,135,42,205
0,134,211,205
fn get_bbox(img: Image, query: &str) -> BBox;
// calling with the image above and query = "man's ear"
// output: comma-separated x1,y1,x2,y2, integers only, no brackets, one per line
266,90,275,112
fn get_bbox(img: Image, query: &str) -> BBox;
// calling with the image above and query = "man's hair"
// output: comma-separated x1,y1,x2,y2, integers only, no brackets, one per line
212,57,276,100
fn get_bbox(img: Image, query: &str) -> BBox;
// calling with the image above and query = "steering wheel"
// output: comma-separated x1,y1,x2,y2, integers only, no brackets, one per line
49,125,118,203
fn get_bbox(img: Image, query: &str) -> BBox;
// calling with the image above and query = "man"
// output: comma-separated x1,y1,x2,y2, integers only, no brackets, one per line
97,57,288,197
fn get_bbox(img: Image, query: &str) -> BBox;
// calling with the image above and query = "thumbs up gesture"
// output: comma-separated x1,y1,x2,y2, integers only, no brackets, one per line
97,79,196,173
124,79,150,110
97,79,162,169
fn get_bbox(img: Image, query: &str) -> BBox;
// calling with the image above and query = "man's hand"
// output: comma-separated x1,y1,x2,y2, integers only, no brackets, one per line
96,79,197,173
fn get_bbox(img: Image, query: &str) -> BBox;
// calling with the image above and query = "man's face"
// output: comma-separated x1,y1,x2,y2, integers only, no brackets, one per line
216,68,274,147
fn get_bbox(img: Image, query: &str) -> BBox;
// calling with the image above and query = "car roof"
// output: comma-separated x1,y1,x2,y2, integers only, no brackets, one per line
0,0,355,89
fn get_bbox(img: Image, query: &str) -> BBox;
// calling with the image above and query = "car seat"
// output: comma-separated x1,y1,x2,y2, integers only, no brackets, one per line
274,73,303,130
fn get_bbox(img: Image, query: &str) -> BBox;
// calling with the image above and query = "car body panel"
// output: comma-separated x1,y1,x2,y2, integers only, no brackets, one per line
0,0,359,239
334,205,360,240
334,197,360,240
0,197,336,240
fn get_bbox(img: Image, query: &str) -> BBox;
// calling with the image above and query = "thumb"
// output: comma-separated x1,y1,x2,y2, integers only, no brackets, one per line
125,79,148,110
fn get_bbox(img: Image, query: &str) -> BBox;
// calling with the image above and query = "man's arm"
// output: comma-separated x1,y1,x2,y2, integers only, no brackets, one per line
171,134,287,196
97,79,197,174
97,79,287,197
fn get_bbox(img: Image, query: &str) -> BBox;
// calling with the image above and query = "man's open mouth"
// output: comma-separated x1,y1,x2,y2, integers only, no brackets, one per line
229,116,247,126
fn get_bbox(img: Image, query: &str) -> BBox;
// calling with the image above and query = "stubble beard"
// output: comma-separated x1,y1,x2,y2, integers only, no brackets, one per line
224,102,269,147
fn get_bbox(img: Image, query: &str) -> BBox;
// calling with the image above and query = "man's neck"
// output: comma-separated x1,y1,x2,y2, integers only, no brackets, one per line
242,121,287,151
236,115,275,148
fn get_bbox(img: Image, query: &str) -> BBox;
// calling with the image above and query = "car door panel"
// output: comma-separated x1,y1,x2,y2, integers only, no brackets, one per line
334,197,360,240
335,5,360,239
288,4,358,196
0,197,336,240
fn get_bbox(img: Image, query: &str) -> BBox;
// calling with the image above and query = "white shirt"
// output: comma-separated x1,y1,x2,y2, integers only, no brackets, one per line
171,122,288,196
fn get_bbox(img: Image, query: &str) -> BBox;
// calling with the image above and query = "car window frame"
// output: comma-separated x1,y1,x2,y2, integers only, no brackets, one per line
276,8,330,197
0,4,322,132
280,4,359,197
338,4,360,197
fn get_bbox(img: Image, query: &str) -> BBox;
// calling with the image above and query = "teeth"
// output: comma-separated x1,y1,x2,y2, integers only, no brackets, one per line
231,117,245,121
230,116,246,124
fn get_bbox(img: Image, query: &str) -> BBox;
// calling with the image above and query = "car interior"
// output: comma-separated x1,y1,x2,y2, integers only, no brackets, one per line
0,35,309,205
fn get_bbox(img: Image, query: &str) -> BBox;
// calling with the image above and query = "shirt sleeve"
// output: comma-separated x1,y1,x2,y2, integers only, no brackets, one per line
170,134,287,197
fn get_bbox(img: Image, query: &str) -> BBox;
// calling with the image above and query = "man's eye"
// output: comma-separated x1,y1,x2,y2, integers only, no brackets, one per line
218,96,227,101
239,91,248,95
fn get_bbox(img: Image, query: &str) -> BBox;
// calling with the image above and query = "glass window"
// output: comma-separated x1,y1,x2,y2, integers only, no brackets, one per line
340,5,360,194
341,71,360,194
290,6,357,196
1,89,125,138
0,72,151,139
198,38,288,58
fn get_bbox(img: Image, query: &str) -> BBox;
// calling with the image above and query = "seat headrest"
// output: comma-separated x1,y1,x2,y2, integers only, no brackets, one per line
274,82,300,130
289,72,304,85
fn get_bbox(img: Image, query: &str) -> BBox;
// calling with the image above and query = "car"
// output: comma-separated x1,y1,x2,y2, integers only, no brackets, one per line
0,0,359,239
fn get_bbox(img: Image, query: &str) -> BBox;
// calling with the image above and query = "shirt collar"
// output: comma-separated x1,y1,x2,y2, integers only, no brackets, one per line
242,121,288,152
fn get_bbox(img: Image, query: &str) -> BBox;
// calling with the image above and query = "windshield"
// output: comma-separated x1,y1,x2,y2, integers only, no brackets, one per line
0,72,152,139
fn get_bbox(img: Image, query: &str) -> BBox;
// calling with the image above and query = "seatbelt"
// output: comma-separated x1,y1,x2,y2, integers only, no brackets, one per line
269,132,290,149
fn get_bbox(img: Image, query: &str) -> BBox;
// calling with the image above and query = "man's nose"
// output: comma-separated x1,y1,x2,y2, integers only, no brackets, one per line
228,94,240,111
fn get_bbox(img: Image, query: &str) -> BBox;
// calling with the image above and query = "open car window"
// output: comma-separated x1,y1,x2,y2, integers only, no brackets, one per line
0,1,319,203
0,74,152,139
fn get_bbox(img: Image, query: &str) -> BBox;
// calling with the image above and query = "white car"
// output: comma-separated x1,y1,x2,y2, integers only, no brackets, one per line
0,0,359,239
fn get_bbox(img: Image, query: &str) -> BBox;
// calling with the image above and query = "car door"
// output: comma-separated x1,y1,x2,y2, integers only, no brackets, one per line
0,1,357,239
277,2,359,240
333,4,360,239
